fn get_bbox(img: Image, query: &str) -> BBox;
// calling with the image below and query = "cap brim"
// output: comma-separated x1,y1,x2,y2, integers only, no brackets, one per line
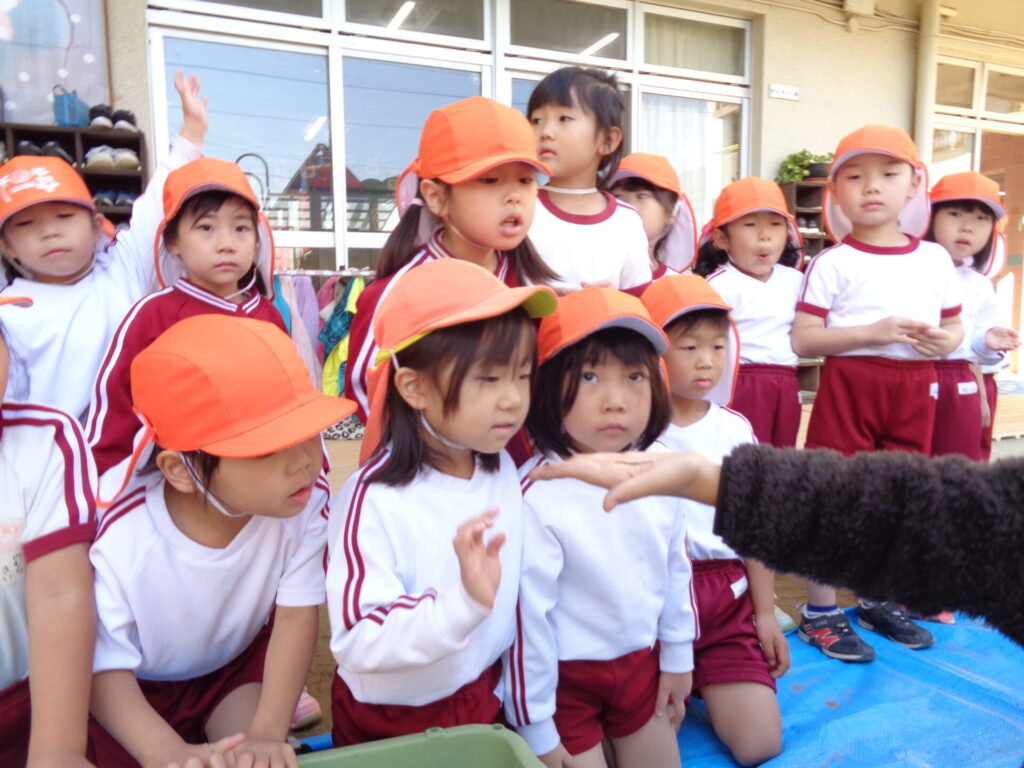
0,197,95,231
436,284,557,331
199,393,356,458
438,155,551,185
935,195,1007,220
545,315,669,363
0,295,33,308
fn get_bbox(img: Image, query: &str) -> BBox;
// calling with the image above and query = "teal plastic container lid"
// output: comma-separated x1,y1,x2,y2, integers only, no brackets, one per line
299,724,542,767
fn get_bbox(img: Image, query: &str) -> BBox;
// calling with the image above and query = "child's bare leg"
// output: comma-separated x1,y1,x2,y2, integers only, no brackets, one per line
205,682,262,740
805,580,836,608
572,743,610,768
611,713,681,768
702,681,781,766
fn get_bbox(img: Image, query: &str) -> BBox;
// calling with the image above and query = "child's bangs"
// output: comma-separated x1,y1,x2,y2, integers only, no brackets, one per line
579,326,658,369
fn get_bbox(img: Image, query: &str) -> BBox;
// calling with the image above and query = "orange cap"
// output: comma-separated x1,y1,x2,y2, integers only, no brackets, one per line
0,156,95,231
153,157,275,298
361,258,557,463
537,287,668,367
640,274,740,406
824,124,929,241
0,295,32,308
609,153,699,273
930,171,1007,219
700,177,801,251
396,97,551,218
130,315,355,457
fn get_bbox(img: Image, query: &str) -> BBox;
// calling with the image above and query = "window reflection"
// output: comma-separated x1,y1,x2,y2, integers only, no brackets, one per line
345,0,484,39
163,38,331,231
343,58,479,232
511,0,627,60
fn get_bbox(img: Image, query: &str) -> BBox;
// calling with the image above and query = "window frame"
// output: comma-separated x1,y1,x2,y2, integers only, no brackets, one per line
982,62,1024,125
150,0,332,30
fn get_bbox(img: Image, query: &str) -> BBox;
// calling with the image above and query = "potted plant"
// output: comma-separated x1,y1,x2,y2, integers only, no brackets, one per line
775,150,834,183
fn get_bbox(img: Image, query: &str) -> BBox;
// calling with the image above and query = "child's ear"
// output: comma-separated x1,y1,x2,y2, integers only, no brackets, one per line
906,167,923,200
156,450,198,494
599,126,623,157
393,366,431,411
419,179,449,219
710,226,730,251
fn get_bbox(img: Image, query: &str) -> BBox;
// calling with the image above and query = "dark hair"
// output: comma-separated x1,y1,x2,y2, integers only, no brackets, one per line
526,327,670,459
375,184,561,285
164,190,266,295
608,177,677,259
692,220,803,277
142,446,222,508
369,308,536,487
527,67,625,186
664,307,731,337
926,200,997,274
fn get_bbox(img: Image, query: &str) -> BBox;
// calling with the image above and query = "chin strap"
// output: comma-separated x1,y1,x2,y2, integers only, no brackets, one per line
179,453,250,519
419,411,469,451
222,270,257,301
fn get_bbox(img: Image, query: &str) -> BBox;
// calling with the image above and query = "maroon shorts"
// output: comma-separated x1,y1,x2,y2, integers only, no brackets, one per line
88,624,272,766
931,360,983,460
331,661,502,747
0,677,31,766
981,373,998,461
805,356,938,456
553,646,659,755
731,364,802,448
692,559,775,693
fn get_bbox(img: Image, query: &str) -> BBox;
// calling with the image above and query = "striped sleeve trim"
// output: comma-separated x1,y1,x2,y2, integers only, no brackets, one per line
22,522,96,562
96,488,148,539
507,600,531,725
340,451,391,629
941,304,962,319
795,301,828,318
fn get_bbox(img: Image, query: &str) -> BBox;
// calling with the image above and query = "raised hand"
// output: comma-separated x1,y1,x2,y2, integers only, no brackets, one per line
453,509,505,610
174,70,209,148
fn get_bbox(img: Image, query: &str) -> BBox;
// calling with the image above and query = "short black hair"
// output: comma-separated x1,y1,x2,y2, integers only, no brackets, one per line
527,327,670,459
664,308,731,337
369,308,536,487
926,200,997,273
527,67,625,184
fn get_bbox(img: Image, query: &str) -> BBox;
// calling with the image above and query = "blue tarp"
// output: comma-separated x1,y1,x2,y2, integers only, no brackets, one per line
680,610,1024,767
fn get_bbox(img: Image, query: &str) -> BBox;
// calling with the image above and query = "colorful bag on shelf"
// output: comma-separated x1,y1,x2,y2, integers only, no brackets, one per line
52,86,90,127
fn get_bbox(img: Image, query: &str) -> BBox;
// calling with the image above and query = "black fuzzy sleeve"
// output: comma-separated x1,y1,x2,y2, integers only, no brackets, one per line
713,444,1024,646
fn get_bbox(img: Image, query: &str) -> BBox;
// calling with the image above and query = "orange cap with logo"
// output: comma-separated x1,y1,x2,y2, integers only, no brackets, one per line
823,124,930,242
361,258,557,463
640,274,740,406
700,177,801,253
98,315,356,507
0,155,95,231
395,97,551,247
608,153,699,273
153,157,275,298
931,171,1007,277
537,287,668,367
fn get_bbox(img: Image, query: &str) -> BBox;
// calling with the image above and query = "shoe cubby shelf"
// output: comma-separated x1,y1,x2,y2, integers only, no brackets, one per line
1,121,147,224
780,180,833,261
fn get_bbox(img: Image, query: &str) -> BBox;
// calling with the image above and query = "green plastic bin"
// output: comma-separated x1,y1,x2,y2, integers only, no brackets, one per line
298,724,543,767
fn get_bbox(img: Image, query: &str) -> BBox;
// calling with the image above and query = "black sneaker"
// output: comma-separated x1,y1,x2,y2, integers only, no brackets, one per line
112,109,138,131
857,602,935,650
798,609,876,662
89,104,113,129
15,140,41,156
92,190,115,208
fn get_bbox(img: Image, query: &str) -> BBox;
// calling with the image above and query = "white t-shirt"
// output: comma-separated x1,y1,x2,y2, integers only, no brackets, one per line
797,236,962,360
506,451,695,756
706,262,803,366
947,263,1003,366
326,449,522,707
659,403,754,561
91,471,329,681
528,190,652,291
0,402,96,691
0,136,202,423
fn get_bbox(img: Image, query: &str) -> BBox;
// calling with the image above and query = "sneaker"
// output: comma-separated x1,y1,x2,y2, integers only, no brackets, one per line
89,104,113,129
857,601,935,649
289,687,321,731
797,607,876,662
112,147,141,170
112,109,138,131
41,141,74,165
85,145,115,169
92,190,115,208
15,140,41,156
774,604,797,633
114,190,138,207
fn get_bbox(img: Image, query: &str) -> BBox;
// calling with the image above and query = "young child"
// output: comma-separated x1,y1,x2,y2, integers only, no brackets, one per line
926,171,1019,462
326,258,556,746
86,157,284,474
0,71,207,423
695,177,805,449
344,95,557,422
608,152,698,280
509,287,693,768
87,315,355,767
0,296,98,767
793,124,964,662
640,274,786,766
527,67,652,291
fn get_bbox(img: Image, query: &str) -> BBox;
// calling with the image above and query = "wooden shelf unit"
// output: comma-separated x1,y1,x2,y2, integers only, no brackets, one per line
780,179,833,262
